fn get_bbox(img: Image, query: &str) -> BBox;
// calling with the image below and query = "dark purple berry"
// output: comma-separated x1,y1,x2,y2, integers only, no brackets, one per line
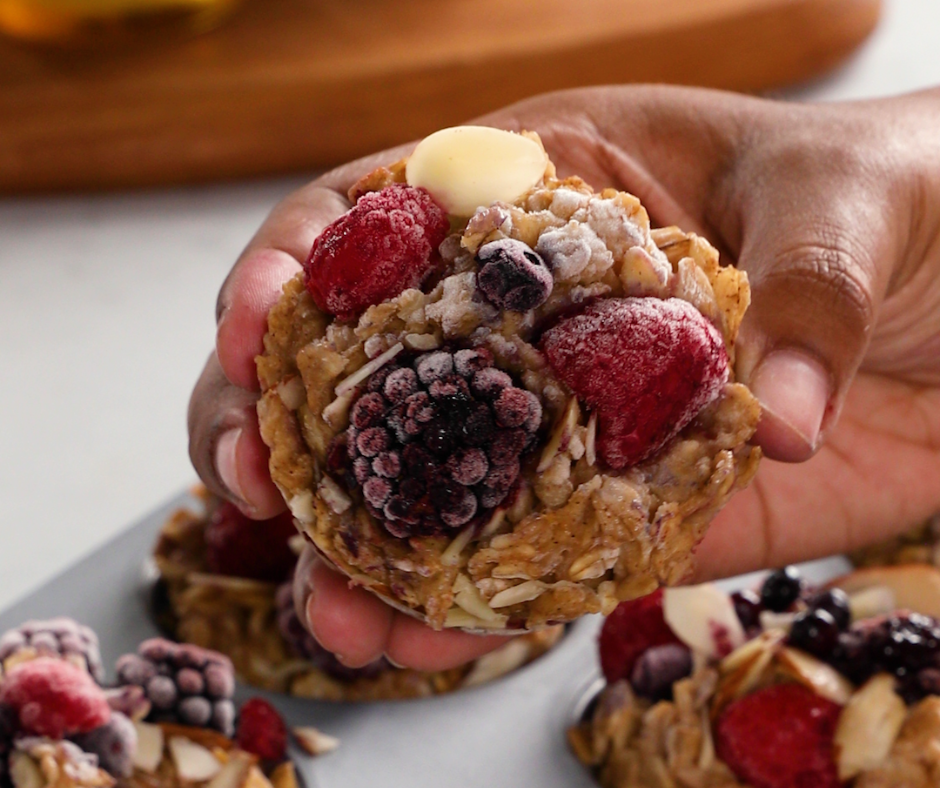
760,566,803,612
340,347,542,538
475,239,553,312
731,589,763,632
114,638,236,736
70,711,137,778
805,589,851,631
787,609,840,659
629,644,693,701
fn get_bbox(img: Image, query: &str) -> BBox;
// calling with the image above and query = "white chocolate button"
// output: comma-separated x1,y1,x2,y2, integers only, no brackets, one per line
406,126,548,216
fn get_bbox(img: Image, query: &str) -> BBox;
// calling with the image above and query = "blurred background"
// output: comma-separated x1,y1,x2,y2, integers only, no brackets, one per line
0,0,938,610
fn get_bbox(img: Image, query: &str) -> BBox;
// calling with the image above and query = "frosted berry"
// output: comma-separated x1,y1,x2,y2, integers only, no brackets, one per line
114,639,236,736
541,298,729,469
865,613,940,679
760,566,803,612
304,184,449,321
787,609,840,659
598,590,683,684
715,683,842,788
0,657,111,739
70,711,137,778
629,643,692,701
336,347,542,538
275,581,389,681
475,239,553,312
0,618,104,683
236,698,287,761
204,501,297,583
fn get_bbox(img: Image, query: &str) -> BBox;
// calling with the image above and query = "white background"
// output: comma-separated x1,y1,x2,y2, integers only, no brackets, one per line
2,0,939,611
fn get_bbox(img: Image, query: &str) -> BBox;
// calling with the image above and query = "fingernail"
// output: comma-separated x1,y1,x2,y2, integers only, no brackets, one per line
216,429,247,503
750,348,830,461
384,654,406,669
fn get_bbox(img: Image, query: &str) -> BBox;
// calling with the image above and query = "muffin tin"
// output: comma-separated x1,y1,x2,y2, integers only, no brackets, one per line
0,490,852,788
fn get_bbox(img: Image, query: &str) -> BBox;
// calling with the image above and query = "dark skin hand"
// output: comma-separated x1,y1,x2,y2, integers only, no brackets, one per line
188,85,940,671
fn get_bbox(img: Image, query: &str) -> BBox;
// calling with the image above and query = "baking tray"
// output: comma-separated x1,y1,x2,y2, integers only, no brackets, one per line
0,490,853,788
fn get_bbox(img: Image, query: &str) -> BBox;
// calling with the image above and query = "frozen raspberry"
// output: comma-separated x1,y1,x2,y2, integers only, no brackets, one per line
598,590,684,684
204,501,298,583
475,239,553,312
70,711,137,778
304,184,449,321
541,298,729,469
336,347,542,538
715,683,842,788
236,698,287,761
0,657,111,739
0,618,104,683
114,639,236,736
275,581,389,681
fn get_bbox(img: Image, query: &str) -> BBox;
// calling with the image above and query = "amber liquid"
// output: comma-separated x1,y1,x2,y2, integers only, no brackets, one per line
0,0,239,43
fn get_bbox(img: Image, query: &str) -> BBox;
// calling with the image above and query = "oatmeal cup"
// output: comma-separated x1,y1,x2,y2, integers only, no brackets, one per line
0,617,307,788
152,488,563,701
256,126,762,632
568,565,940,788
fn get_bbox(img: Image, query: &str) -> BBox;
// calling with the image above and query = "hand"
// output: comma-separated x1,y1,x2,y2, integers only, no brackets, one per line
188,85,940,669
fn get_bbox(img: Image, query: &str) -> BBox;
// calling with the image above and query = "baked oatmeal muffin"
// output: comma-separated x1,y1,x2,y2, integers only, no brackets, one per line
850,514,940,569
0,619,306,788
152,488,563,700
568,564,940,788
256,126,762,631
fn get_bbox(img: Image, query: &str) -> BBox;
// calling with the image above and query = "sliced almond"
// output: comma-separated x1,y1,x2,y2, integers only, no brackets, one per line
9,753,44,788
205,753,253,788
452,574,507,624
720,630,785,675
834,673,907,780
269,762,299,788
829,564,940,618
462,638,532,688
168,736,222,782
317,474,352,515
489,580,547,608
847,586,896,622
441,525,475,566
776,647,854,705
406,126,548,216
293,726,341,756
334,342,404,398
663,584,745,659
132,721,165,773
537,397,579,473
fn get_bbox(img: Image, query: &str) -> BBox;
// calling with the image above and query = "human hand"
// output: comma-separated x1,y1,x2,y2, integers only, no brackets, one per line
188,84,940,668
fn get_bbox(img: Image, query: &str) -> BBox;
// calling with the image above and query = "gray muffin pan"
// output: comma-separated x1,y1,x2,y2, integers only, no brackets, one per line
0,491,852,788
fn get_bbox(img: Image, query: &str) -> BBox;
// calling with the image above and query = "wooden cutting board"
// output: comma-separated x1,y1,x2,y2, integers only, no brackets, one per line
0,0,880,193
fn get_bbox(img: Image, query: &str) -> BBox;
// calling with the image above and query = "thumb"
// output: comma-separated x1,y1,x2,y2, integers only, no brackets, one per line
735,212,881,463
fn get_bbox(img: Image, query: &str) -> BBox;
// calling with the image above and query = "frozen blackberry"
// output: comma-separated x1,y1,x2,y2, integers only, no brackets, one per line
759,566,803,613
114,638,236,736
475,239,553,312
274,581,389,681
787,609,840,659
804,588,851,631
864,613,940,680
336,347,542,538
0,618,104,684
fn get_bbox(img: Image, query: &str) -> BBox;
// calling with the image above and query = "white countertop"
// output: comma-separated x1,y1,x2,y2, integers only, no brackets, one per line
2,0,940,612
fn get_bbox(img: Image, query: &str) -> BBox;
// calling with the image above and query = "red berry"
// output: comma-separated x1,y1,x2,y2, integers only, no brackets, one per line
304,184,449,321
541,297,729,469
599,589,682,684
204,502,297,582
236,698,287,761
715,683,843,788
0,657,111,739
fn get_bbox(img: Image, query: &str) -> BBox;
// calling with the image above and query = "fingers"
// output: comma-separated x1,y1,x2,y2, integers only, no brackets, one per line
293,546,509,671
187,352,285,518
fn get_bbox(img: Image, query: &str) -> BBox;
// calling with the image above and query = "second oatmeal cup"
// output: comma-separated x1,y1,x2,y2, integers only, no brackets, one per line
256,126,762,632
